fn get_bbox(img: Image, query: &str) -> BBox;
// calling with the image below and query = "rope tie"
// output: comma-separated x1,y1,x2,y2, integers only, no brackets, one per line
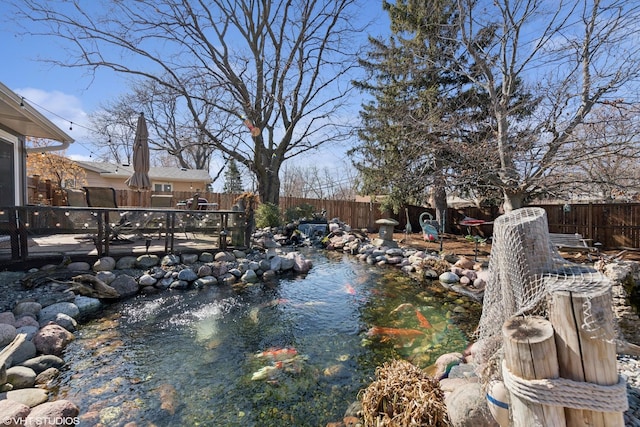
502,361,629,413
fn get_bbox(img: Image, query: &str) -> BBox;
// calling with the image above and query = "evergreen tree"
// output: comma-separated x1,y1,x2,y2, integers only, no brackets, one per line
351,0,477,218
223,160,244,194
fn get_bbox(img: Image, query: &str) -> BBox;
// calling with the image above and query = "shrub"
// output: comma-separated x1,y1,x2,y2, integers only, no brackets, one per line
284,203,317,222
255,202,281,228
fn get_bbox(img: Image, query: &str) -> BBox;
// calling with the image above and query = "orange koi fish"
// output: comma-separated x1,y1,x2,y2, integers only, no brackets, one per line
415,310,432,329
255,347,298,361
366,326,425,338
344,284,356,295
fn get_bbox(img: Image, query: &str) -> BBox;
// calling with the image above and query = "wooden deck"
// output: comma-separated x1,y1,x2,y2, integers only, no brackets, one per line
0,205,247,268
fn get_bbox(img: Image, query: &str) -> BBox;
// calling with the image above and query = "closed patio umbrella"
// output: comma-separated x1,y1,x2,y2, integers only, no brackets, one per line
124,113,151,202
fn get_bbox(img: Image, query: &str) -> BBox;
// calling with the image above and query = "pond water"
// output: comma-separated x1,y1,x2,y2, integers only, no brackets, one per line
53,250,482,426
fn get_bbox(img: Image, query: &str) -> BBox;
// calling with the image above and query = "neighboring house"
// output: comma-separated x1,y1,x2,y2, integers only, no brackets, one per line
0,81,73,206
74,161,213,193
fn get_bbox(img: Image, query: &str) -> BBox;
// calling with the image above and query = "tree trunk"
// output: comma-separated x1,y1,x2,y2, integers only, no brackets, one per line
502,188,526,213
430,179,448,230
257,167,281,206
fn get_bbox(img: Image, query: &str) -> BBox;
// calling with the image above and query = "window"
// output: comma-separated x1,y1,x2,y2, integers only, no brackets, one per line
154,183,172,192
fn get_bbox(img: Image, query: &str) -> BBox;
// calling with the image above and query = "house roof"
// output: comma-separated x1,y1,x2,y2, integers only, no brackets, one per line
75,161,213,183
0,82,73,145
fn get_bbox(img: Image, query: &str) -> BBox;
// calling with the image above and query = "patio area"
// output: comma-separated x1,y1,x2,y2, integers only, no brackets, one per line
0,205,247,267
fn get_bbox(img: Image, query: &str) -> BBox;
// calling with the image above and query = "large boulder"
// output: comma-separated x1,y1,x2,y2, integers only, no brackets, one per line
0,388,49,407
19,355,65,374
108,274,139,298
5,366,37,389
0,399,30,426
445,382,498,427
25,400,80,425
32,324,75,356
0,324,17,347
93,256,116,272
38,302,80,325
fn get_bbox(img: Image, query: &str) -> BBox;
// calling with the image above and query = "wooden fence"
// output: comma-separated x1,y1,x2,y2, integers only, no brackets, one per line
28,178,640,250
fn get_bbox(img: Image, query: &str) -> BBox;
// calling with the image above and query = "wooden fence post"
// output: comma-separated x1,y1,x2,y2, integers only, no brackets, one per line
549,287,625,427
502,316,566,427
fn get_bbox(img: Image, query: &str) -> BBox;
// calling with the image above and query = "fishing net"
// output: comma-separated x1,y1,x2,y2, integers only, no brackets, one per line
474,207,613,384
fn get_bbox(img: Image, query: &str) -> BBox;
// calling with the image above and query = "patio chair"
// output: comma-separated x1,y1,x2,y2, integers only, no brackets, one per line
64,188,92,237
149,195,174,239
83,186,133,246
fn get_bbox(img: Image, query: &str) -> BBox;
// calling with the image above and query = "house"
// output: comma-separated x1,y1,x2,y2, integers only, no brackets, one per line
74,161,213,193
0,82,73,206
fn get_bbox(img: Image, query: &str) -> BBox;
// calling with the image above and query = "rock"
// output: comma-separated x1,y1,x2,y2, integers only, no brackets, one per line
25,400,80,424
138,274,157,287
439,271,460,284
160,254,181,266
19,355,65,374
0,387,49,407
197,265,212,277
440,377,471,393
199,252,214,262
8,340,37,367
95,270,116,285
262,270,277,281
52,313,77,332
14,326,38,341
293,254,312,273
241,270,258,283
177,269,198,282
115,256,137,269
215,252,235,262
109,275,139,298
12,302,42,319
169,280,189,290
0,399,30,426
36,291,75,309
433,352,464,379
280,256,295,271
455,257,475,270
93,257,116,272
0,324,17,347
38,302,80,325
232,250,246,259
181,253,199,265
136,254,159,269
32,324,75,356
66,262,91,271
74,296,102,317
445,382,498,427
14,316,39,329
6,366,37,389
0,312,16,326
270,256,282,271
34,367,59,388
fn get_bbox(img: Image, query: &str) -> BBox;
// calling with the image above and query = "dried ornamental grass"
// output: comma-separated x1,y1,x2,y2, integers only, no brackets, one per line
359,359,450,426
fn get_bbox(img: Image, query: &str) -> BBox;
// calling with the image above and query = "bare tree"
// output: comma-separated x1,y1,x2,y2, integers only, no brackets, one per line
90,80,224,172
444,0,640,211
14,0,364,205
281,163,357,199
546,103,640,200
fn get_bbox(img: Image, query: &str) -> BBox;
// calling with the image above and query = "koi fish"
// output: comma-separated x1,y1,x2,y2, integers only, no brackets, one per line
345,284,356,295
415,309,432,329
366,326,425,339
255,347,298,361
390,303,414,316
251,364,279,381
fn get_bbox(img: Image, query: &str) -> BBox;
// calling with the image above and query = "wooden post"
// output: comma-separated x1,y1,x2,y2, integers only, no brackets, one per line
549,286,624,427
502,316,566,427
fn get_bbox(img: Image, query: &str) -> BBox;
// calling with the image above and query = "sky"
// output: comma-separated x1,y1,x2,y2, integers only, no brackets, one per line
0,1,390,188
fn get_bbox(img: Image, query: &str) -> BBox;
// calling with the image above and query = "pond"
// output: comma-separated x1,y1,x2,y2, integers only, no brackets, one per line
52,249,482,426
